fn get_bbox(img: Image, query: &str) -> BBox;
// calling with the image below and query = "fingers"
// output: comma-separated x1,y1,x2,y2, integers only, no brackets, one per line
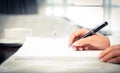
72,46,84,51
71,36,99,50
68,28,89,46
107,57,120,64
71,39,97,51
100,50,118,62
71,37,89,46
99,45,120,64
99,47,112,59
68,30,81,46
70,38,88,51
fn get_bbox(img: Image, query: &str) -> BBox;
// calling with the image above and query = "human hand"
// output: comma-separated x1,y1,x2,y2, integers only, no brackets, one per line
68,28,110,51
99,45,120,64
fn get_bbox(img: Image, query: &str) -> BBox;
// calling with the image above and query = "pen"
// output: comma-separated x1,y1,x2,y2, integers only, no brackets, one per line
71,21,108,47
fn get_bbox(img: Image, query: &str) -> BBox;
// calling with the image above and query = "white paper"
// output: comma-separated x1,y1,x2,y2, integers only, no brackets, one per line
14,37,102,58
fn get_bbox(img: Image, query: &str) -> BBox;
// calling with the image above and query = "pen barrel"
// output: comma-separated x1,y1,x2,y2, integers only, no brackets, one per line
82,30,95,38
82,21,108,38
94,21,108,32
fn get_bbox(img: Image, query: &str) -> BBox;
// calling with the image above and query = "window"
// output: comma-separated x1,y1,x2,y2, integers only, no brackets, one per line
45,0,104,29
111,0,120,35
67,0,102,5
41,0,120,35
66,0,103,28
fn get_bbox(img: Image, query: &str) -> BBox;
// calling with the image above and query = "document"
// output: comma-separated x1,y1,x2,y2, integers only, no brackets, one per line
14,37,101,58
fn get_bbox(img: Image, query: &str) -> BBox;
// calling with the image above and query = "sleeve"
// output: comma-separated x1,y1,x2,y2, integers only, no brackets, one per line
108,36,120,46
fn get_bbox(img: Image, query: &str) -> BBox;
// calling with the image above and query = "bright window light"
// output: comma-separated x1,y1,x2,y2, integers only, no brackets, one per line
65,6,103,28
52,6,64,16
67,0,102,5
111,8,120,35
46,6,64,16
46,7,52,16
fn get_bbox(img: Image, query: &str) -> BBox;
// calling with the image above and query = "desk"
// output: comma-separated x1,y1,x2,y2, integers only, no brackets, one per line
0,37,120,73
0,56,120,73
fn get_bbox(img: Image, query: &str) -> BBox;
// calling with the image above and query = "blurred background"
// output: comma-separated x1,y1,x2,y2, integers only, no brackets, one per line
0,0,120,38
0,0,120,64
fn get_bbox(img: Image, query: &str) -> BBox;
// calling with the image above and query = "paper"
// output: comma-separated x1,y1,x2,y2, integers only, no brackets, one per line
14,37,101,58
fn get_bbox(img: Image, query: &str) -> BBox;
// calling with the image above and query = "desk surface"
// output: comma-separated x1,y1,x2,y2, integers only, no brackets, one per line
0,56,120,73
0,37,120,73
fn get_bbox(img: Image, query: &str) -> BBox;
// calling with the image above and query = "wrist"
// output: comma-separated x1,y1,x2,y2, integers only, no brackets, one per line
104,36,110,47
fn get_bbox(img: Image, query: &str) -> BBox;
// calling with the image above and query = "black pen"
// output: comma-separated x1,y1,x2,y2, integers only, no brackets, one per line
71,21,108,47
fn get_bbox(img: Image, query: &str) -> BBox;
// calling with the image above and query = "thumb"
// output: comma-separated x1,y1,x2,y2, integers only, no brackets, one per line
72,38,99,50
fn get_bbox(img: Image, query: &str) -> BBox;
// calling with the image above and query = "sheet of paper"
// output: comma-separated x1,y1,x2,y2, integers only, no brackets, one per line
14,37,102,58
11,37,101,61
